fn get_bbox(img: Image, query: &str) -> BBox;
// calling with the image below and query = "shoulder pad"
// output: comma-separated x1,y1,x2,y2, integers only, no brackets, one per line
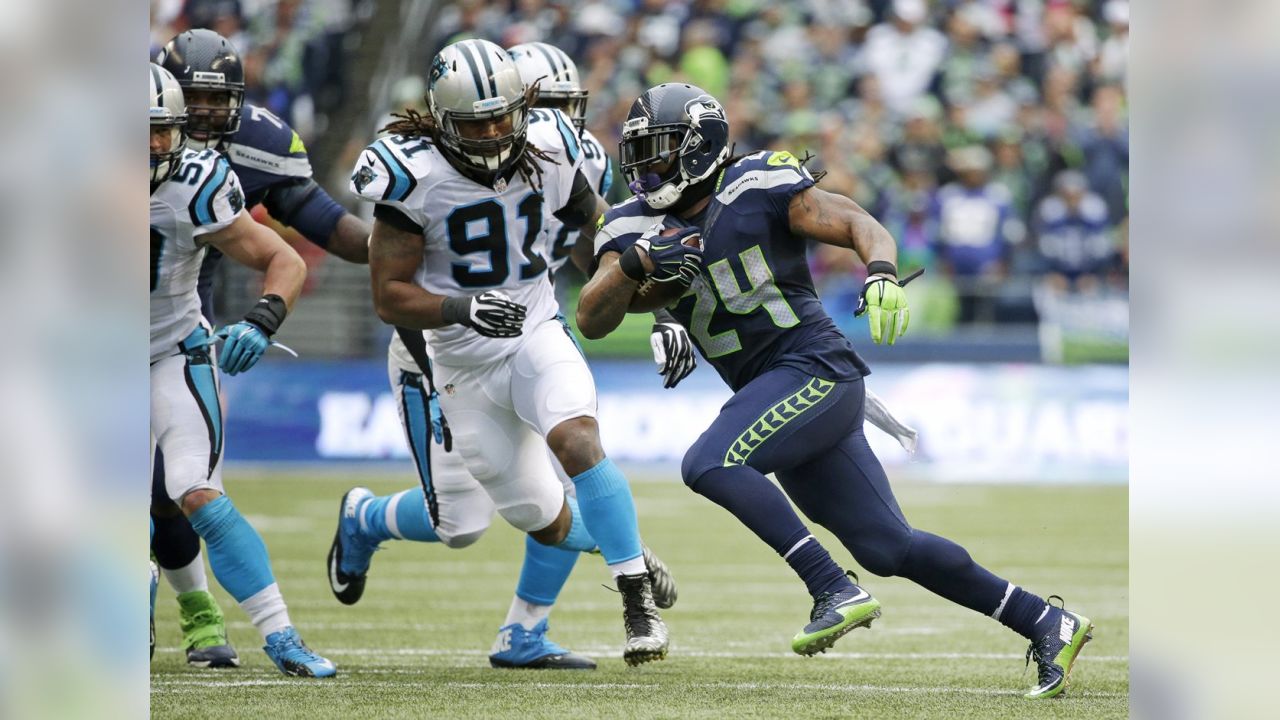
715,150,813,206
227,105,312,178
187,154,245,228
528,108,581,166
598,197,661,242
351,135,434,203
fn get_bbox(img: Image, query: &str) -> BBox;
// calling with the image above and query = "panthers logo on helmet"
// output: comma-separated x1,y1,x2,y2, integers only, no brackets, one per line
430,55,449,86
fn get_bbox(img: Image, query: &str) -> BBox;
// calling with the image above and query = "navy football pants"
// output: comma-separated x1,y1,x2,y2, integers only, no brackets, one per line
683,366,1010,617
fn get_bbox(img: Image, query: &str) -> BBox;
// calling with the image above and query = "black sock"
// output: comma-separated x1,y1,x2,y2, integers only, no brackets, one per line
690,466,849,598
151,509,202,571
997,585,1060,640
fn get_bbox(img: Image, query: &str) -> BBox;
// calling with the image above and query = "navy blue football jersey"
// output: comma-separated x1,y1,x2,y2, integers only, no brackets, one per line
196,104,345,318
595,151,870,391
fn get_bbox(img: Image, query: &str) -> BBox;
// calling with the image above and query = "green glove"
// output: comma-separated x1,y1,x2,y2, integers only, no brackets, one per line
861,275,910,345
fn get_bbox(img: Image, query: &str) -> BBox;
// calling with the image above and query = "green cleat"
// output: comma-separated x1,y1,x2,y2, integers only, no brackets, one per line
791,576,881,656
1024,599,1093,699
178,590,240,668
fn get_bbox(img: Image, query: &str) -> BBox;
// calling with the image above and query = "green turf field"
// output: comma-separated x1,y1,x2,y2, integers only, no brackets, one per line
150,471,1128,719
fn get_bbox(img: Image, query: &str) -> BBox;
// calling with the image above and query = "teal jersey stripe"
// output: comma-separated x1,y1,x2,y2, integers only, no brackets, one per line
192,158,230,226
553,112,579,164
369,142,413,202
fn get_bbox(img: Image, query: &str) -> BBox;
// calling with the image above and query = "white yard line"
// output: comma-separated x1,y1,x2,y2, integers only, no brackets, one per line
153,646,1127,662
151,677,1126,698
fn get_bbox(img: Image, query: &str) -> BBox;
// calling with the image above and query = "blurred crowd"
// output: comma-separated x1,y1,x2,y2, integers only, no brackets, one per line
151,0,1129,332
435,0,1130,327
149,0,367,141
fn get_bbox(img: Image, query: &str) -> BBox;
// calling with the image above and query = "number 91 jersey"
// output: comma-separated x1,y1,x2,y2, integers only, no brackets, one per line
350,109,584,366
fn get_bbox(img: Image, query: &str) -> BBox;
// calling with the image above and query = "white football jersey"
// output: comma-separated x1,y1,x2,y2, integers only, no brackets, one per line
150,148,245,363
543,123,612,275
352,109,585,367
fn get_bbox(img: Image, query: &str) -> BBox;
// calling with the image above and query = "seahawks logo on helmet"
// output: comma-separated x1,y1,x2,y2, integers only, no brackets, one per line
684,95,724,127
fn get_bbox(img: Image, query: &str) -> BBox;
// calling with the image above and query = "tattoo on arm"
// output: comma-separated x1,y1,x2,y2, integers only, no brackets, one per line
790,187,897,267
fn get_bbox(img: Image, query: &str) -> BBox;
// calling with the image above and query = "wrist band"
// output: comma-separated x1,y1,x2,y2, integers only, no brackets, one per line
618,245,647,282
242,294,287,336
441,296,472,327
867,261,898,278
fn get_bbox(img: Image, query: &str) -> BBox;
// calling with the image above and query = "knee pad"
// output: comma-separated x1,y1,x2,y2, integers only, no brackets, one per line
496,501,557,534
681,438,717,488
438,526,486,549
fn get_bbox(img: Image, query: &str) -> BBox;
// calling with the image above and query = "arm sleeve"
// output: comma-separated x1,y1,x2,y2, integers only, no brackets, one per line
552,170,597,229
374,203,425,235
262,176,346,247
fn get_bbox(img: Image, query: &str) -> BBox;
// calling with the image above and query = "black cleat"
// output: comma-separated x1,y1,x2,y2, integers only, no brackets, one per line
616,572,669,666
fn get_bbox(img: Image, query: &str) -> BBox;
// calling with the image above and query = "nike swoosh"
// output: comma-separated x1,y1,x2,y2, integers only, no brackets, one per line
329,553,348,593
837,588,870,606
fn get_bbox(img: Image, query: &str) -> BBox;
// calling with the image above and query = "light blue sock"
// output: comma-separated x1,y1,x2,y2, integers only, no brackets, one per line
363,487,439,543
516,534,580,606
570,458,643,565
188,495,275,603
555,495,597,552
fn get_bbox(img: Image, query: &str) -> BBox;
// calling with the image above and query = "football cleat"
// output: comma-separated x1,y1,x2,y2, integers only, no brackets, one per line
178,590,240,668
1024,598,1093,699
616,572,669,666
489,619,597,670
642,544,677,609
327,487,379,605
791,573,881,656
150,562,159,660
263,627,336,678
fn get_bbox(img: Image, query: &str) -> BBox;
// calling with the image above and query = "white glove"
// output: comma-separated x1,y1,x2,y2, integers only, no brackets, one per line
442,291,527,338
865,388,918,454
650,322,697,389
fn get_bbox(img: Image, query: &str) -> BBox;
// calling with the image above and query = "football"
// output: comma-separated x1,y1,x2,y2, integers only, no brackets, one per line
628,227,700,312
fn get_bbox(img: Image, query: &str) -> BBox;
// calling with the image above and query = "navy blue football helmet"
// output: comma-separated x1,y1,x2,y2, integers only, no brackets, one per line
620,83,730,210
156,29,245,150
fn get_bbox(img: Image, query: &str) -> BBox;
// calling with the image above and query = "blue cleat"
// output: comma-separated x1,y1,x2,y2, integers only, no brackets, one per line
489,619,597,670
150,561,159,660
263,627,336,678
327,487,379,605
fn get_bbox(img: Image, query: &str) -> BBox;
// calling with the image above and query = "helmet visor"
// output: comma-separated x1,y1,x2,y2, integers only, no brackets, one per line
620,126,683,193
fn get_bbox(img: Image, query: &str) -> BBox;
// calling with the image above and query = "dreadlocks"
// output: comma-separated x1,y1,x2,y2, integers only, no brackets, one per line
381,84,557,190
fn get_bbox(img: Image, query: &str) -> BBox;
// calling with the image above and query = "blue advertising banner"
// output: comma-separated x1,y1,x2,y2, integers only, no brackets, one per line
219,359,1127,483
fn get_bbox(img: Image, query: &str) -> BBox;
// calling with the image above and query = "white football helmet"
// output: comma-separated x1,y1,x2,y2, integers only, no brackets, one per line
507,42,588,131
150,63,188,183
428,38,529,175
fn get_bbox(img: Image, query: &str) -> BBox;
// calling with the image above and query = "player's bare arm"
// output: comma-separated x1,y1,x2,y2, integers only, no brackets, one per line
326,213,372,265
577,250,648,339
368,217,449,329
205,211,306,309
789,186,898,276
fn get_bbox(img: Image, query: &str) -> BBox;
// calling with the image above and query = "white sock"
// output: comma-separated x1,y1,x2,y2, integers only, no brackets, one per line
608,556,647,578
503,596,553,631
239,583,292,640
163,552,210,594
